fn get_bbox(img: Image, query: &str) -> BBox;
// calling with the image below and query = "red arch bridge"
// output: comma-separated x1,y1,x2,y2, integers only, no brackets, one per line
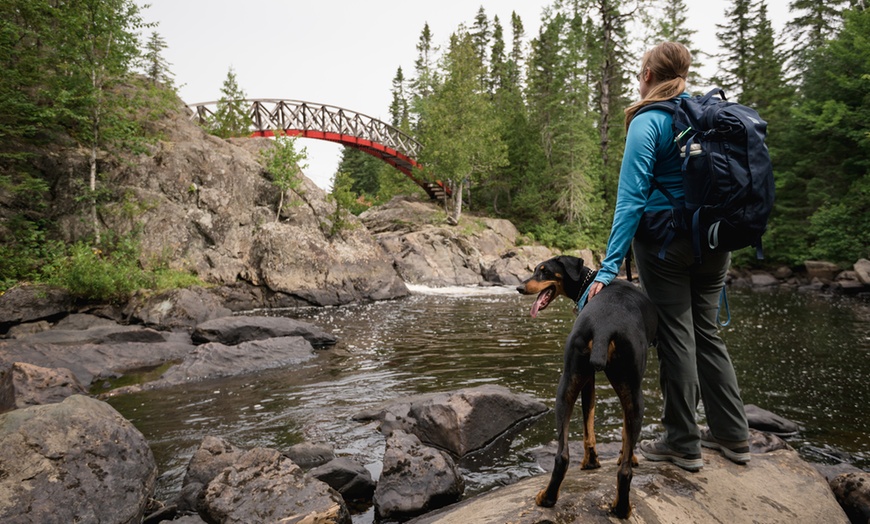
188,99,448,200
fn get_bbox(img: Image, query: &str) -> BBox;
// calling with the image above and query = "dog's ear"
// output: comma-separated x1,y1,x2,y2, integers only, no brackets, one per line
557,256,585,282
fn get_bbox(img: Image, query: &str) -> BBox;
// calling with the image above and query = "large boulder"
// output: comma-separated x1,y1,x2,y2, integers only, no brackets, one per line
123,286,232,330
200,447,350,524
0,327,195,386
0,284,74,335
155,336,316,386
11,362,87,408
854,258,870,285
192,315,337,347
374,430,464,520
0,395,157,523
355,385,548,457
361,196,538,287
309,457,377,502
829,471,870,524
409,448,849,523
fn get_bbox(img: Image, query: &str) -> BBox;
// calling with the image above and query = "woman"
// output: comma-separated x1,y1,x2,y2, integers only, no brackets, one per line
586,41,750,471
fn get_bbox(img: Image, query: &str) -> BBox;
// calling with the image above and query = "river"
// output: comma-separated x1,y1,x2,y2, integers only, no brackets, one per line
107,285,870,518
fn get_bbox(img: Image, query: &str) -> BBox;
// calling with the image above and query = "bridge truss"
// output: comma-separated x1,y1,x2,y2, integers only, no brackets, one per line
188,99,448,199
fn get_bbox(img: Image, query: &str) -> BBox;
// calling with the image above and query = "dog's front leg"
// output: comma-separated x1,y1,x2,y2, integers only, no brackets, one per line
536,372,585,508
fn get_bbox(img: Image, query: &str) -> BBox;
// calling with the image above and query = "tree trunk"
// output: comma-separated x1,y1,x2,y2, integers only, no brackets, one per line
449,179,465,225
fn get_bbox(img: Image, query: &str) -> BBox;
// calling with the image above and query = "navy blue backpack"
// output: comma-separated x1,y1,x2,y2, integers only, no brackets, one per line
636,88,775,261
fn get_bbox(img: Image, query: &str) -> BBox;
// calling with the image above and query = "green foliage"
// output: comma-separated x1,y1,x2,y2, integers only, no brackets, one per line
41,233,204,302
209,67,249,138
259,133,308,221
142,31,175,88
326,171,361,237
808,174,870,265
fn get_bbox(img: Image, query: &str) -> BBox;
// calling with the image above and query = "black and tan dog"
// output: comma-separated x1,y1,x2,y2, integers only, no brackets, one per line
517,255,657,519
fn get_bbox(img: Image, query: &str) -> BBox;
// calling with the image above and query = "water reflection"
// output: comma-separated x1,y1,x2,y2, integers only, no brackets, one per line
108,286,870,507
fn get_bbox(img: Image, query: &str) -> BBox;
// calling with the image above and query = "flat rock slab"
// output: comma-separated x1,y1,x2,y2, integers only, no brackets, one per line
410,449,849,523
192,315,337,347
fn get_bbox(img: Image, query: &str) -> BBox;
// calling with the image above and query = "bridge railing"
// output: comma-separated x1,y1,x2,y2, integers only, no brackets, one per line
188,99,422,160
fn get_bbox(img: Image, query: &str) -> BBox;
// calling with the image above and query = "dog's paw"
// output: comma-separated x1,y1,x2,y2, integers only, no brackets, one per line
535,489,557,508
610,499,632,519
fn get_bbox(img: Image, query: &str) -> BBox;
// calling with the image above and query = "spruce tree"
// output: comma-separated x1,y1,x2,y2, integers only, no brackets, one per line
209,67,249,138
713,0,754,98
785,0,850,74
143,31,175,88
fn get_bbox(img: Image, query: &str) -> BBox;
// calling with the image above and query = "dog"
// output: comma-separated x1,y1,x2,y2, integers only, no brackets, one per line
517,255,657,519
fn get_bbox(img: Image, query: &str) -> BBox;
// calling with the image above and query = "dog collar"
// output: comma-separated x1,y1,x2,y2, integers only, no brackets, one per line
575,270,598,313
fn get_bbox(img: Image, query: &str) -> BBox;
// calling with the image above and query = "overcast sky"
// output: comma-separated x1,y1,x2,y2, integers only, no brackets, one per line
138,0,792,190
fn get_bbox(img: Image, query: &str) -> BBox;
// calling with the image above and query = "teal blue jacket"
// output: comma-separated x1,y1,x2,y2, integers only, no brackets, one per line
594,93,689,287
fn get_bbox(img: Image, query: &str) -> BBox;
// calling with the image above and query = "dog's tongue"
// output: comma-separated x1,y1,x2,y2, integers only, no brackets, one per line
530,290,548,318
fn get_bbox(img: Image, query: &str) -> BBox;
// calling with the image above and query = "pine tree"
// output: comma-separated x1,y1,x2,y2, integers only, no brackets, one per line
471,7,492,91
143,31,174,88
388,66,410,130
209,67,249,138
785,0,850,74
489,16,507,95
643,0,706,90
713,0,754,98
410,22,438,130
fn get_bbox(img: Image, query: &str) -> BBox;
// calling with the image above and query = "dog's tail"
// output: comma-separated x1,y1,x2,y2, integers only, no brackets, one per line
589,337,615,372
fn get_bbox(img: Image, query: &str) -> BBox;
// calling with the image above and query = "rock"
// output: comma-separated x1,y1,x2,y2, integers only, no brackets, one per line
747,428,791,453
124,286,232,330
152,336,316,386
182,436,244,488
829,472,870,524
309,457,376,502
53,313,117,330
815,462,865,483
855,258,870,285
409,448,848,523
0,395,157,523
355,384,548,457
0,363,14,414
374,430,464,520
11,362,87,407
0,331,195,386
200,447,351,524
804,260,841,282
285,441,336,470
750,272,780,288
6,320,51,338
773,265,794,279
361,196,545,288
484,246,561,286
192,315,337,347
0,284,74,335
745,404,801,436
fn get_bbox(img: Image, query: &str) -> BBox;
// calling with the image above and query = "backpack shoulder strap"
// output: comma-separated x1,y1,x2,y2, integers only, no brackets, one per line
634,99,678,118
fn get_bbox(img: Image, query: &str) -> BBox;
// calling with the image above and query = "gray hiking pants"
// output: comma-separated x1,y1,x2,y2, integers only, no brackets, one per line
633,235,749,454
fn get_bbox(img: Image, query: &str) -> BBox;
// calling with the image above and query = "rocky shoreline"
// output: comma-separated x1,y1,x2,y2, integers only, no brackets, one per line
1,277,869,522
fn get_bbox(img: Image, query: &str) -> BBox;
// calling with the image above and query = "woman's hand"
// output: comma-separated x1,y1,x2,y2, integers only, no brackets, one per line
587,281,605,300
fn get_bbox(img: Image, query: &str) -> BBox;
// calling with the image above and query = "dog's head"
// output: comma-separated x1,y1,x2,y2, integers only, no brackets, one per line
517,256,586,318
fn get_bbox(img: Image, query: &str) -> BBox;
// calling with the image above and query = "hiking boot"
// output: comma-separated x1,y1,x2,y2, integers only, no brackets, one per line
639,438,703,472
700,427,751,464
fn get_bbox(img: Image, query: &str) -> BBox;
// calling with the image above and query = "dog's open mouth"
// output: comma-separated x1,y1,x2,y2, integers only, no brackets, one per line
530,287,555,318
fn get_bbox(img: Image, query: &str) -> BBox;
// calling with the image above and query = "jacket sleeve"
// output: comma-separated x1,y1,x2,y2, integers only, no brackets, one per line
594,111,665,286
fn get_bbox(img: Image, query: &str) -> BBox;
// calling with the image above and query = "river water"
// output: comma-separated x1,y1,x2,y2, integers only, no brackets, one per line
107,285,870,516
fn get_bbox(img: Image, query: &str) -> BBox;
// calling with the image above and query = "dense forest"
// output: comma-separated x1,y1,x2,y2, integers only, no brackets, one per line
1,0,868,296
335,0,869,268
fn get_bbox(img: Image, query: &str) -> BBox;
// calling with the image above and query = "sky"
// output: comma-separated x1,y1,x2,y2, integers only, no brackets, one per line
138,0,792,190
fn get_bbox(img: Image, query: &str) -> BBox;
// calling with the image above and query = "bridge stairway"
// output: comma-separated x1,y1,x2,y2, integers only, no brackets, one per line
422,181,449,201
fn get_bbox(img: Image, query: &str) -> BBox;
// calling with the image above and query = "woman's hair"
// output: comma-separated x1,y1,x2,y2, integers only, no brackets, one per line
624,41,691,130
